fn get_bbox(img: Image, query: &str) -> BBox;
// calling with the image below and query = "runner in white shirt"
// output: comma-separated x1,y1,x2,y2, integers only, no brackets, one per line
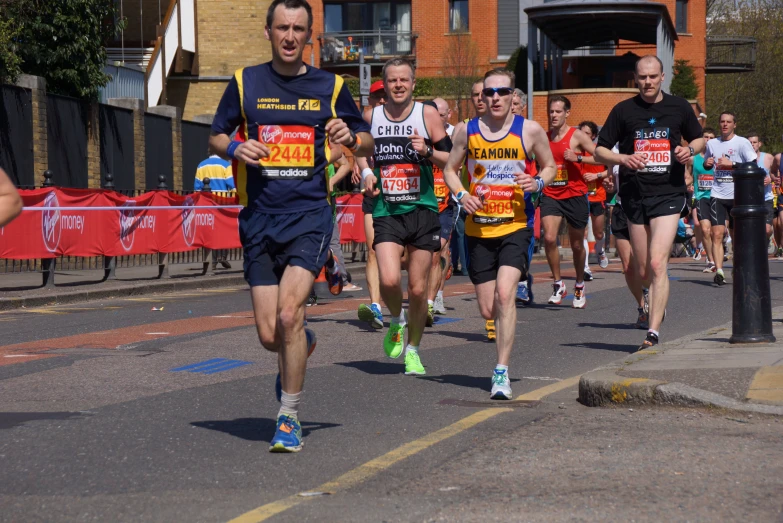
702,111,757,285
747,131,774,242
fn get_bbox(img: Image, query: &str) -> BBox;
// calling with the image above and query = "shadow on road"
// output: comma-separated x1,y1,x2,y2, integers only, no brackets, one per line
421,374,521,392
336,360,402,375
577,322,637,330
561,341,635,353
191,418,340,442
676,279,723,288
428,330,490,343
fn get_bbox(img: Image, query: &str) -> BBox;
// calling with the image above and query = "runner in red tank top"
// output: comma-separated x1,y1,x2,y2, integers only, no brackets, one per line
541,95,597,309
579,121,610,271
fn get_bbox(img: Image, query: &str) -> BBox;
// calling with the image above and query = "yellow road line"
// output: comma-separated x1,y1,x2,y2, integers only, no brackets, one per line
746,365,783,404
227,374,581,523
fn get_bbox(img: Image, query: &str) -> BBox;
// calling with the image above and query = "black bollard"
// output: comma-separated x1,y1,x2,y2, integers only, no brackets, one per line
202,177,211,192
104,173,115,190
157,175,168,190
729,163,775,343
42,170,54,187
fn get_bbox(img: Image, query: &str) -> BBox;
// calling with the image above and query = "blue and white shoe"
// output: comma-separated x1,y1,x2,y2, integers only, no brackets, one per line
526,273,534,303
276,328,317,402
269,415,303,452
358,303,384,329
490,368,512,400
516,281,529,304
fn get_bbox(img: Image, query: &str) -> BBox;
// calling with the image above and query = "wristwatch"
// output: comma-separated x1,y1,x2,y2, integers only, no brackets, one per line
576,154,583,163
424,145,433,159
732,161,737,169
455,190,468,201
688,146,695,157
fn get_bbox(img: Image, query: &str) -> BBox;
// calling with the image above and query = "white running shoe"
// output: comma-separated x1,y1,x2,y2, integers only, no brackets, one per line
433,295,446,315
490,369,512,400
598,253,609,269
548,282,567,304
572,285,587,309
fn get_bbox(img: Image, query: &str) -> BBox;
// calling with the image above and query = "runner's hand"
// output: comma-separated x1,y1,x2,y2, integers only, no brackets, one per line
515,172,538,192
351,165,362,185
674,145,691,165
325,118,354,147
716,157,733,170
235,139,270,165
704,156,715,169
603,176,615,192
583,171,599,182
764,175,771,186
408,129,428,156
621,153,647,170
563,149,578,163
363,173,380,197
460,194,483,215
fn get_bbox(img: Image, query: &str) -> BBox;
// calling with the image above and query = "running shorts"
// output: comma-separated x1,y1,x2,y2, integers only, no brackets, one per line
621,194,687,226
589,200,606,218
438,206,458,244
611,203,630,241
539,194,589,230
710,197,734,229
695,198,711,223
373,207,440,252
239,205,333,286
467,228,533,285
766,200,774,225
362,193,376,214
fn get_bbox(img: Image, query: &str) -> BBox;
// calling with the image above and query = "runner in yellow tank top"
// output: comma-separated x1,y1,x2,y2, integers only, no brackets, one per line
442,68,557,400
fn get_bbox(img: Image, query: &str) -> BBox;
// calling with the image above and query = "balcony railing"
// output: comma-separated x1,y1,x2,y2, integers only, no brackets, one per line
706,35,756,73
318,31,417,65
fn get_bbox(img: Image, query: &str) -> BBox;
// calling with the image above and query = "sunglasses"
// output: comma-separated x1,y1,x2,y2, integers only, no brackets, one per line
482,87,514,97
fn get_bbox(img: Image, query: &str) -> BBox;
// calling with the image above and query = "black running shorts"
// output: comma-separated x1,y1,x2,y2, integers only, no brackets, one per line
621,194,687,226
467,228,533,285
695,198,711,223
709,197,734,229
362,193,376,214
539,194,589,230
373,207,441,252
765,200,774,225
589,200,606,218
611,203,630,241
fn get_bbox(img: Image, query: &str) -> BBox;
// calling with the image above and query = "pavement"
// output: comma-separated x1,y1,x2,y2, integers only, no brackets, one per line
0,255,782,520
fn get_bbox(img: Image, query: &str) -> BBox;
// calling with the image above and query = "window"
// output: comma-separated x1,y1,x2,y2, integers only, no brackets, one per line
497,0,519,56
324,4,342,32
676,0,688,33
449,0,469,32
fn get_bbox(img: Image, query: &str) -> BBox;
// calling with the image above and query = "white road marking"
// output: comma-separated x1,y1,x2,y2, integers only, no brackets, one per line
145,332,170,335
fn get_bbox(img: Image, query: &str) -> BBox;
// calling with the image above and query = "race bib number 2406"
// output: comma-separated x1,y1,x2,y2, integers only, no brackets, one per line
634,127,671,171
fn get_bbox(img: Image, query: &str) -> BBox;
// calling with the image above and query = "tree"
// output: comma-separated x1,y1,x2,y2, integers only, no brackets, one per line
438,28,481,121
6,0,125,100
706,0,783,152
670,60,699,99
0,4,22,84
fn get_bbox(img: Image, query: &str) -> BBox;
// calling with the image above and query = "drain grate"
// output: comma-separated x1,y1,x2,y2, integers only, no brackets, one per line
439,398,540,408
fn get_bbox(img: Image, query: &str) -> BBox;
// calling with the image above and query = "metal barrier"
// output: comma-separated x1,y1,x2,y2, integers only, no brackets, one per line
2,174,367,289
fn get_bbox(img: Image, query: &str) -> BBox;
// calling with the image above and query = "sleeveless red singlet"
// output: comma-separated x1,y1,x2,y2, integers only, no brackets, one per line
544,127,587,200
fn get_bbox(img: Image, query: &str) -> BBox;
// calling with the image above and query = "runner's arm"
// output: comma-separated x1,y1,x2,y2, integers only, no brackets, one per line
524,120,557,187
329,154,352,192
0,167,22,228
422,104,450,169
442,123,481,214
209,77,270,164
772,154,781,184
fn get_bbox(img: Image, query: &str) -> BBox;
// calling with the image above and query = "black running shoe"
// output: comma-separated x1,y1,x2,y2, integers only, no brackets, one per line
638,332,659,351
635,307,649,329
583,269,594,282
714,271,726,286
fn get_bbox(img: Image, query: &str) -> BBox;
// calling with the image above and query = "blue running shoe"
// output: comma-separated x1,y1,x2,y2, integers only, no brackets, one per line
358,303,384,329
269,415,303,452
516,281,529,304
276,329,317,402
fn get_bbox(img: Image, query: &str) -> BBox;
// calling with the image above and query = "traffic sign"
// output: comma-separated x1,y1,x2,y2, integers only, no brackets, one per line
360,64,371,95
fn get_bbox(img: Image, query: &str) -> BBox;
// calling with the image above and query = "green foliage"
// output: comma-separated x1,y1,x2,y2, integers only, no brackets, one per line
7,0,126,100
0,8,23,84
670,59,699,99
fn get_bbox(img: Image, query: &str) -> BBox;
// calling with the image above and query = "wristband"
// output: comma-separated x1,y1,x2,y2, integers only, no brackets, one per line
348,131,361,152
226,140,241,160
534,175,544,193
455,190,468,201
361,168,374,182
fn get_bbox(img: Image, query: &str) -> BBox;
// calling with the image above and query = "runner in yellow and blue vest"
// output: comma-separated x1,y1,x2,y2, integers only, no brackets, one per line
209,0,373,453
443,68,557,400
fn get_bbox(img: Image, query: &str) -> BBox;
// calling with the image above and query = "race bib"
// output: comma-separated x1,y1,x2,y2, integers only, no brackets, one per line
258,125,315,179
552,164,568,187
432,166,449,205
472,184,514,225
698,174,714,191
587,180,597,196
380,164,421,203
715,169,734,183
634,128,671,173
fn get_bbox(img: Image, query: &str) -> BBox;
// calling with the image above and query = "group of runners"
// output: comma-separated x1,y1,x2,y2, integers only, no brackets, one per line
209,0,765,452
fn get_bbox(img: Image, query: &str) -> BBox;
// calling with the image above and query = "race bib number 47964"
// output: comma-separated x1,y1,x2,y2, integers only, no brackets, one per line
381,164,421,203
259,125,315,179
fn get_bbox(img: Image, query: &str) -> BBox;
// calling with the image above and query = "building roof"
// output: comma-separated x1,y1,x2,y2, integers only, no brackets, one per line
525,0,677,50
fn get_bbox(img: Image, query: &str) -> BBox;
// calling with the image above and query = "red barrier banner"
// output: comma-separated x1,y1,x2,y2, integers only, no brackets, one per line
0,188,242,259
335,192,365,244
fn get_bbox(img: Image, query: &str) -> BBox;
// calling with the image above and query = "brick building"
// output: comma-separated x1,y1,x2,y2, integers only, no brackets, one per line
113,0,707,125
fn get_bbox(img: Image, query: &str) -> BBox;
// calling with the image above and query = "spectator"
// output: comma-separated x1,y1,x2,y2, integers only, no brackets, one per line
195,154,236,269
